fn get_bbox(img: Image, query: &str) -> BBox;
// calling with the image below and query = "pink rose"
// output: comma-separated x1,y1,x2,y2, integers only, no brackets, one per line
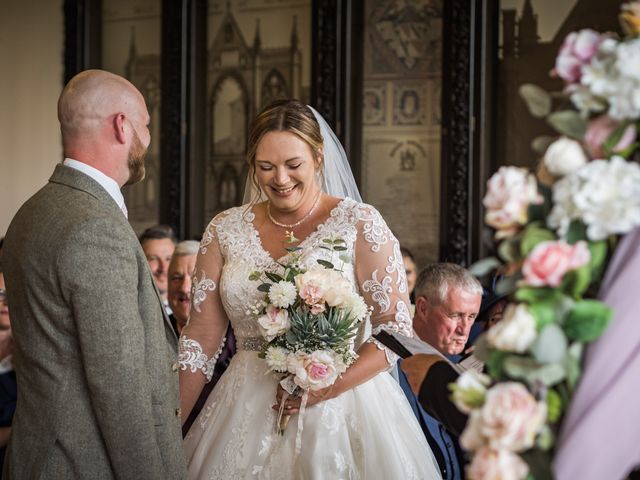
257,305,290,341
466,448,529,480
555,29,603,83
287,350,347,391
522,240,591,287
476,383,546,452
585,115,637,158
483,167,542,239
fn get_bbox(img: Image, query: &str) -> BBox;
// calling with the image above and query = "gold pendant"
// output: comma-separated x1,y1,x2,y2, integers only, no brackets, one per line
285,230,299,243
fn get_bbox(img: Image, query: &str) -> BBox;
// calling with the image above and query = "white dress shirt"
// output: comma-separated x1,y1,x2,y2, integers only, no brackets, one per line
63,158,128,217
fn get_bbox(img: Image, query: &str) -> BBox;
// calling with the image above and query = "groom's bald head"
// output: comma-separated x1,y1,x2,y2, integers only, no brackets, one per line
58,69,144,142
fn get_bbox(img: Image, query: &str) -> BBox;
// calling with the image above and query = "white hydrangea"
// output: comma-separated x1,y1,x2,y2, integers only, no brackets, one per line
268,281,298,308
548,156,640,240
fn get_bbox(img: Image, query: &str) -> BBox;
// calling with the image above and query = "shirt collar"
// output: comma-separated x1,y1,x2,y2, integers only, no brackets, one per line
63,158,127,213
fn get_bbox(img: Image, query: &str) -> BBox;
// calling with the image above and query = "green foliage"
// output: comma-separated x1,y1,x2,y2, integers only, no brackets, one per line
468,257,502,277
546,389,563,423
564,300,612,341
547,110,587,139
265,272,284,283
519,84,552,118
286,306,359,353
257,283,271,293
531,135,557,155
565,220,588,244
531,324,568,364
249,271,262,281
520,223,557,256
317,259,335,269
486,349,509,379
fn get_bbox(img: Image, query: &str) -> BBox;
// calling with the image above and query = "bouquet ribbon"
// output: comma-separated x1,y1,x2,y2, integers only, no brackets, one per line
277,377,310,457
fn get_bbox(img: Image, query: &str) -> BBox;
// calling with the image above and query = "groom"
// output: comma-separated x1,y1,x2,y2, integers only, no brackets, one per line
2,70,186,478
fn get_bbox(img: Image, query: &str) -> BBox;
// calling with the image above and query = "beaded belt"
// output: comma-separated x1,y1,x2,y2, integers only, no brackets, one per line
237,336,266,352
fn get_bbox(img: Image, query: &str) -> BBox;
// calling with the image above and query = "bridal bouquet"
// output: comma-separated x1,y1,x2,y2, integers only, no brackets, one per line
455,3,640,478
248,238,370,433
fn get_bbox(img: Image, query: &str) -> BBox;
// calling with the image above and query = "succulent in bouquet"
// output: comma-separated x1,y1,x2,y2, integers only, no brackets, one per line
248,237,370,434
455,3,640,478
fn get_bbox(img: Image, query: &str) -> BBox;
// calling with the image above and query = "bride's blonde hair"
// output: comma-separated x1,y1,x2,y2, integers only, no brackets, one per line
245,99,324,207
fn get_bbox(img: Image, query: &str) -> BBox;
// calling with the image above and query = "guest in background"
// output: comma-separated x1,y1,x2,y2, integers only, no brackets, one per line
0,264,16,472
139,224,177,314
401,246,418,312
398,262,482,480
465,283,507,349
167,240,200,336
167,240,237,436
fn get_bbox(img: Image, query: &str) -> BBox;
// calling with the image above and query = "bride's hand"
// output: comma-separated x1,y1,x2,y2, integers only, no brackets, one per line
273,384,334,414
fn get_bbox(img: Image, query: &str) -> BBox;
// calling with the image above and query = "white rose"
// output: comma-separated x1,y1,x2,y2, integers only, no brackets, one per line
460,410,486,452
466,447,529,480
486,304,537,353
483,167,542,239
268,280,298,309
548,156,640,240
257,305,290,341
452,370,491,414
543,137,588,177
322,274,355,307
477,383,547,452
265,346,289,372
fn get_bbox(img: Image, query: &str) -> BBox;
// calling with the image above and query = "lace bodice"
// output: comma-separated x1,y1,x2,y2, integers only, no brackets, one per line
181,198,413,375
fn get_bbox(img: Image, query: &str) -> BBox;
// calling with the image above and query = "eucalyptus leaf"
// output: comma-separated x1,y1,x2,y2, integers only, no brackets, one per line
547,110,587,139
519,84,552,118
531,323,568,364
503,355,541,380
486,350,509,379
565,342,584,391
515,287,561,304
322,238,334,244
503,356,566,386
248,271,262,281
528,363,567,386
317,259,335,269
265,272,284,283
565,300,612,341
339,254,352,264
257,283,272,293
468,257,502,277
561,266,591,299
603,122,633,155
285,246,303,252
333,246,348,251
531,135,557,155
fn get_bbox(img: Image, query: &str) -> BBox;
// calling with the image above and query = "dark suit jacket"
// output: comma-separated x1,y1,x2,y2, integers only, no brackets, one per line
2,165,186,479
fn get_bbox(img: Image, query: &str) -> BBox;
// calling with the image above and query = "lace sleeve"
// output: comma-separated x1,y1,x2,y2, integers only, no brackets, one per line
354,204,412,366
179,214,230,383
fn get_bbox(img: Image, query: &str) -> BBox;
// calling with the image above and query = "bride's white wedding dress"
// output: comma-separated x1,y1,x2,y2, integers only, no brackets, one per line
182,198,442,479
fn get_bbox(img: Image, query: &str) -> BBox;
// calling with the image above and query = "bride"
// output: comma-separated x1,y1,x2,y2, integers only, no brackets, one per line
179,99,442,479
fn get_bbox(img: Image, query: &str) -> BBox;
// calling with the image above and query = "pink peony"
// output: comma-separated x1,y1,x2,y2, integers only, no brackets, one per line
257,305,290,341
466,447,529,480
555,29,603,83
299,284,323,306
585,115,637,158
483,167,542,239
522,240,591,287
476,383,547,452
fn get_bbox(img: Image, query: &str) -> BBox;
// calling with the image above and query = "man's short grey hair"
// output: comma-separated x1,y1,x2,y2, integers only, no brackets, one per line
173,240,200,257
414,262,482,305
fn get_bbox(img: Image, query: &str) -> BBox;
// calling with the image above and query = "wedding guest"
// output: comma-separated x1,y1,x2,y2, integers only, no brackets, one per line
139,224,177,314
553,226,640,480
167,240,200,336
2,69,185,478
0,265,16,472
401,246,418,312
398,262,482,480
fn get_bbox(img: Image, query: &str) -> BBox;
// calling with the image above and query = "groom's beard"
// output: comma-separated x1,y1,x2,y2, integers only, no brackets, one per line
125,129,147,186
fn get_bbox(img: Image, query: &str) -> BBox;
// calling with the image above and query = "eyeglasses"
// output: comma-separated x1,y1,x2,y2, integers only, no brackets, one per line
0,289,6,302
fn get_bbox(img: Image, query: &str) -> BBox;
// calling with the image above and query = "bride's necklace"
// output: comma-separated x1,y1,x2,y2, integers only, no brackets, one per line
267,190,322,241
